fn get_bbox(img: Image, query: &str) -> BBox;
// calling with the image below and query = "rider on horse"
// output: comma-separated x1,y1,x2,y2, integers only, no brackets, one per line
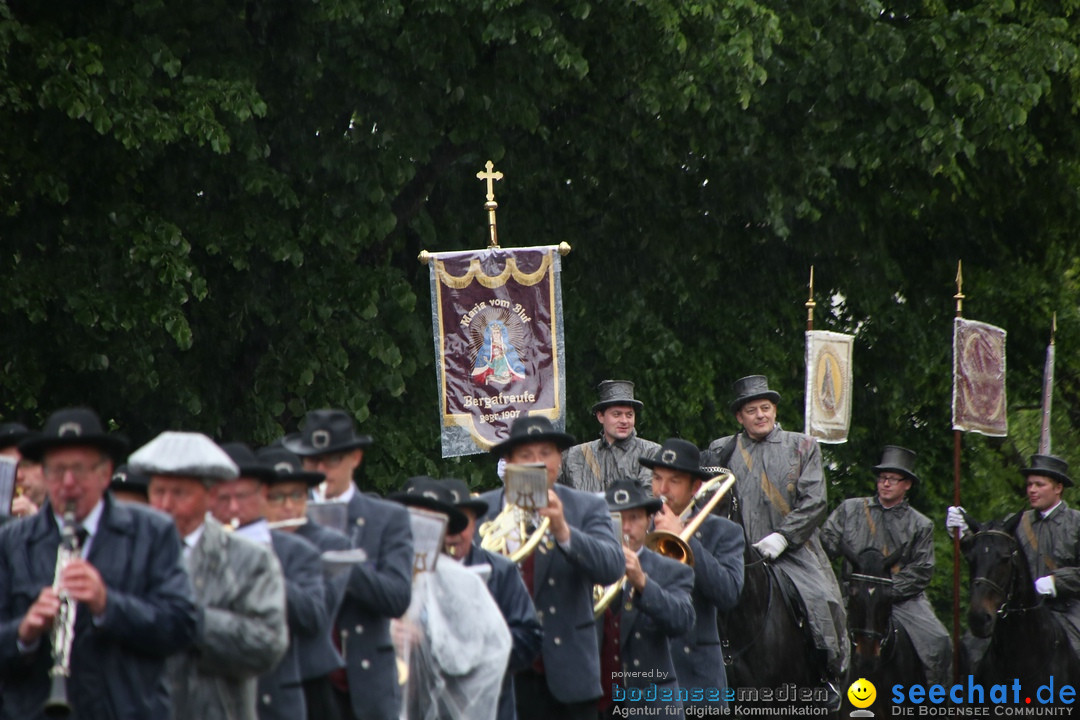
948,454,1080,669
708,375,848,708
821,445,952,686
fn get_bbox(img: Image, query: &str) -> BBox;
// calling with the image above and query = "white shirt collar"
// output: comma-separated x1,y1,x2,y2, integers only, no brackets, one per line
327,483,357,505
1041,501,1063,519
183,523,206,558
53,498,104,539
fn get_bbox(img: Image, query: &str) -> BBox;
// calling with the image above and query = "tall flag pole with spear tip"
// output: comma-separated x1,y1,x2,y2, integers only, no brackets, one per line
1039,313,1057,455
950,260,1008,679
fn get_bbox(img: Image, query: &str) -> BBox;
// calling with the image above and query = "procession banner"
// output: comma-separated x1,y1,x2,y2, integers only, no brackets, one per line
428,246,566,457
804,330,854,444
952,317,1008,436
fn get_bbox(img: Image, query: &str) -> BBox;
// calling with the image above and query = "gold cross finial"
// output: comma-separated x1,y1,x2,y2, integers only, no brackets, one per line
477,160,503,248
477,161,503,203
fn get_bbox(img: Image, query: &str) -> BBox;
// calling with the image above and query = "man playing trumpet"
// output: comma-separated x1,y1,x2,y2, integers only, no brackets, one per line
643,438,744,713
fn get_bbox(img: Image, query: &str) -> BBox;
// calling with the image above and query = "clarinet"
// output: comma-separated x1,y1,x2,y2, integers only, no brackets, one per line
43,500,80,718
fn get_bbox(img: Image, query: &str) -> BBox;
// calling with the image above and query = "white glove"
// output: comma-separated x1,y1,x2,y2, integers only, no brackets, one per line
946,506,969,535
754,532,788,560
1036,575,1057,597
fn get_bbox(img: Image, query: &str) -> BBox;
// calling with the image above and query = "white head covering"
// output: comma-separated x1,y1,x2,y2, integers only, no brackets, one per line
128,431,239,482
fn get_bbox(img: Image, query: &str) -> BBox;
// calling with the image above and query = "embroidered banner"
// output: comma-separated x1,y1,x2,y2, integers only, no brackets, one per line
952,317,1008,436
428,246,566,457
804,330,854,444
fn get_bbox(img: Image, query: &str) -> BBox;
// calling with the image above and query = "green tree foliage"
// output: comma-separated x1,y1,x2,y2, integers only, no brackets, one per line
2,0,1079,621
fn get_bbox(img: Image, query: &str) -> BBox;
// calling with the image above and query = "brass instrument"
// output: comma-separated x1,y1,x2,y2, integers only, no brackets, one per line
44,501,81,718
644,470,736,565
478,506,550,563
593,471,736,616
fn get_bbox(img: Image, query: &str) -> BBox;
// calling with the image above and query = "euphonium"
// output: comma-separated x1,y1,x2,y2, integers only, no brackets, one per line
478,504,550,564
44,500,82,718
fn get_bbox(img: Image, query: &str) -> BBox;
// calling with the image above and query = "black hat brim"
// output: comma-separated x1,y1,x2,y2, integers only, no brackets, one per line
455,498,490,517
1021,467,1073,488
489,430,575,457
872,464,919,485
607,497,663,514
730,391,781,413
387,494,469,535
281,432,373,457
267,471,325,487
19,434,128,464
638,456,710,480
591,399,644,415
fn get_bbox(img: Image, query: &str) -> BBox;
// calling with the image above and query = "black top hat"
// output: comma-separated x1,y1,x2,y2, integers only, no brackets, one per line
282,409,373,457
440,477,489,517
256,446,325,487
220,442,278,484
873,445,920,485
639,438,710,480
591,380,644,414
388,476,468,535
19,407,128,463
605,477,662,514
489,416,575,458
110,463,150,496
730,375,782,412
1021,454,1072,488
0,423,31,453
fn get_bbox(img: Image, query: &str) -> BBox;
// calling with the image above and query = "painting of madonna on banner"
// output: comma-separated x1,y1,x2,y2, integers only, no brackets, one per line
427,245,567,457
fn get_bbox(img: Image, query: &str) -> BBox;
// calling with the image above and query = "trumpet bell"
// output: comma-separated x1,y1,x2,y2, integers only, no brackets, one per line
644,530,695,567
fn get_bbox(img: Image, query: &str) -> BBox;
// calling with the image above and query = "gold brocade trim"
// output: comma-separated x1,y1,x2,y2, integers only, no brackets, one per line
737,435,791,517
436,253,552,290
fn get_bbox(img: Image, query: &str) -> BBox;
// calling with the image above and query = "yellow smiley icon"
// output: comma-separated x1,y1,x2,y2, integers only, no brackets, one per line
847,678,876,709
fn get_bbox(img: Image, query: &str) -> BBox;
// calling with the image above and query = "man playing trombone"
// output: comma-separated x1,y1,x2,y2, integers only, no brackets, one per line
642,438,744,713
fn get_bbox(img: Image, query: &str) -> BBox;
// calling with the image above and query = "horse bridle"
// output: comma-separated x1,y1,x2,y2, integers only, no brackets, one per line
970,529,1043,618
846,573,896,653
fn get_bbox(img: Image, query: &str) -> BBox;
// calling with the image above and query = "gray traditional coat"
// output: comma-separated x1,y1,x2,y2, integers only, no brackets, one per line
1015,502,1080,660
168,517,289,720
821,496,952,685
561,431,660,492
708,427,848,677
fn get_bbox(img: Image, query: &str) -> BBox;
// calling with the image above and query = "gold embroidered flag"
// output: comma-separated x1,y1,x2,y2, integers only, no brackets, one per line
427,246,566,457
804,330,854,444
952,318,1007,436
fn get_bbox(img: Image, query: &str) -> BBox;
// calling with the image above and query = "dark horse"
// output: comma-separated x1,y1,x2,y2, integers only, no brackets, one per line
715,487,828,705
964,512,1080,692
840,545,925,714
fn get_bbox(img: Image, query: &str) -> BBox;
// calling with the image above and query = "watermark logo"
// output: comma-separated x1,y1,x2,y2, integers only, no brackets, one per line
848,678,876,717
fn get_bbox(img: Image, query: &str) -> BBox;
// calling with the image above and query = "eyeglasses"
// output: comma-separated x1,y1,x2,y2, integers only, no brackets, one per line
267,490,308,505
877,475,907,486
43,460,106,482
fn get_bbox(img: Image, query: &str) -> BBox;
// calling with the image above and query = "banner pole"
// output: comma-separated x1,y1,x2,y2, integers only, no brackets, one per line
952,260,964,683
1039,313,1057,455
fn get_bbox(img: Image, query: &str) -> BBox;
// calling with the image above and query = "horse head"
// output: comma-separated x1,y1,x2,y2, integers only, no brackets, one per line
964,512,1035,638
841,543,903,665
